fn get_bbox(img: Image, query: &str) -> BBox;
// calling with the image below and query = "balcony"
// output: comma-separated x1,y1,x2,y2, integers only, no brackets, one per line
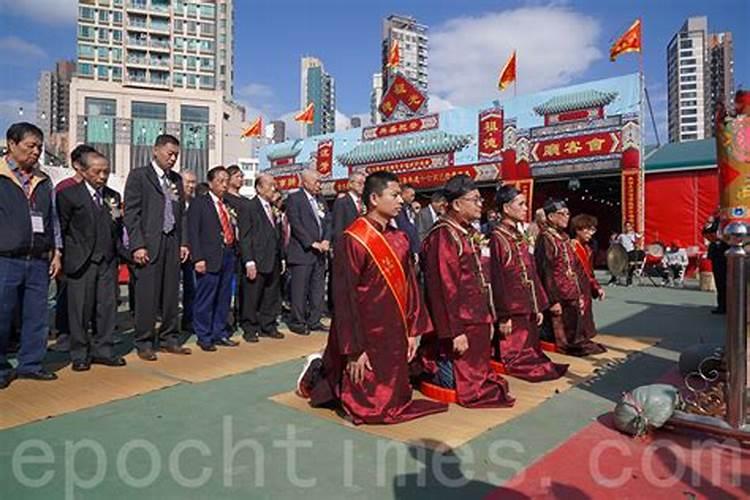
150,21,170,33
149,39,171,52
127,1,147,12
126,37,149,48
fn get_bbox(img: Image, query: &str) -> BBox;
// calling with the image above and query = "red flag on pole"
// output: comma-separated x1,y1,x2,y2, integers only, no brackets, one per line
294,103,315,124
388,40,401,69
610,19,642,62
497,50,516,91
241,117,263,138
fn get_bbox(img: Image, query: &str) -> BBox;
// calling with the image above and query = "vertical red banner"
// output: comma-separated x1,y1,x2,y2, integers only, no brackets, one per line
621,170,641,231
316,140,333,177
478,108,504,161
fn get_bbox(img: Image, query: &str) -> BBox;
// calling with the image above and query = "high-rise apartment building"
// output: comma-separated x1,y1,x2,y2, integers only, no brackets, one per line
370,72,383,125
69,0,243,181
381,14,428,120
300,56,335,137
667,16,734,143
37,60,76,159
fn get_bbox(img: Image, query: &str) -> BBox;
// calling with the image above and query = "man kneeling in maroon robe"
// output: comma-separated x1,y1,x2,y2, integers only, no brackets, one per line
296,171,448,424
535,200,606,356
490,186,568,382
418,175,515,408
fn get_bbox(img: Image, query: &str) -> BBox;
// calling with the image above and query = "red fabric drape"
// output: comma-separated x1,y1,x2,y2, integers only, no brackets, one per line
645,169,718,249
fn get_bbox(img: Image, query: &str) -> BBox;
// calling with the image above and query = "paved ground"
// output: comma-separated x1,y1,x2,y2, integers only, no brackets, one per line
0,279,727,499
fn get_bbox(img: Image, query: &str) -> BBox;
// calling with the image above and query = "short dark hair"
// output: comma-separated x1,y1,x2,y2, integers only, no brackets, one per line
401,183,415,192
154,134,180,148
226,165,242,177
571,214,598,232
78,150,107,170
7,122,43,144
196,182,210,196
363,171,399,208
70,144,98,166
206,166,227,182
430,191,447,203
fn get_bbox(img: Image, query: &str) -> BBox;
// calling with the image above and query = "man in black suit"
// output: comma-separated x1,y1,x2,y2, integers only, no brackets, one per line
224,165,251,335
237,173,285,342
331,172,365,244
394,183,420,256
123,134,191,360
286,169,331,335
180,170,198,334
57,150,127,371
187,166,240,351
416,191,448,242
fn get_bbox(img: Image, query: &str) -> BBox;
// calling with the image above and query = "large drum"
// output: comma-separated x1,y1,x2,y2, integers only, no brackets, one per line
607,243,629,277
645,242,665,265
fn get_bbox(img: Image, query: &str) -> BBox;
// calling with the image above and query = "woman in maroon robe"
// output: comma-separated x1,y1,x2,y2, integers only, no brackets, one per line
297,171,447,424
570,214,607,353
535,200,606,356
419,175,514,408
490,186,568,382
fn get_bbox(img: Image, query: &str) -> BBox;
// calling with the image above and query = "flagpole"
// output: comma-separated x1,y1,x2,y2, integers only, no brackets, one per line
514,50,518,97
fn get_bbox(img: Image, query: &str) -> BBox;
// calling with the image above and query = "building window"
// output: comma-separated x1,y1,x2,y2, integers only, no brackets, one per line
97,47,109,61
78,25,94,39
199,4,215,19
113,11,122,23
187,56,196,70
112,29,122,42
97,29,109,43
187,74,197,87
84,97,116,172
98,9,109,23
681,83,697,90
174,19,184,32
181,105,209,179
131,101,167,170
112,48,122,62
682,66,696,74
97,65,109,79
680,39,692,49
681,108,697,115
80,6,95,19
682,116,698,123
112,67,122,80
173,73,184,86
174,55,184,68
77,62,93,76
78,43,95,59
199,75,214,89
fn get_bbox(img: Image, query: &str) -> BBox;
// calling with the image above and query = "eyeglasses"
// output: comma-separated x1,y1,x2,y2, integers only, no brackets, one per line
460,196,483,205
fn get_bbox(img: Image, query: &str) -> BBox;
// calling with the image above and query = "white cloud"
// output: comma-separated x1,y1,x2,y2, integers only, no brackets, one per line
427,94,455,113
0,36,48,64
237,82,275,100
335,110,350,131
0,0,77,24
430,7,602,106
278,111,302,140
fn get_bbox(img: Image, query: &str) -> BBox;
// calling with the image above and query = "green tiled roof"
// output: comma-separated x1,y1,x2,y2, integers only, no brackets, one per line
337,129,472,166
266,140,304,161
534,90,618,115
645,139,716,172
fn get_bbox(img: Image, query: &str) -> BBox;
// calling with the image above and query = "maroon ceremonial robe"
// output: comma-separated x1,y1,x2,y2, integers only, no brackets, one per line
419,216,515,408
535,228,606,356
572,239,607,354
490,222,568,381
308,217,448,424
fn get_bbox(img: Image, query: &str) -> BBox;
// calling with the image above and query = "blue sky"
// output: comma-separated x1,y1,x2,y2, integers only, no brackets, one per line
0,0,747,144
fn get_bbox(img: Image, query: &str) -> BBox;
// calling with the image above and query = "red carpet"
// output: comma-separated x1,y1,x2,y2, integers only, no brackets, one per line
487,413,750,499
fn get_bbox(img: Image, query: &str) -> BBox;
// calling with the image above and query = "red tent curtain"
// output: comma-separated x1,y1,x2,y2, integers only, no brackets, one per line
645,169,718,250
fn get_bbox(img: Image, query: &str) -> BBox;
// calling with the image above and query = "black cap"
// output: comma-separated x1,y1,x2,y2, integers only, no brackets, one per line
495,184,521,207
543,198,567,216
443,174,476,202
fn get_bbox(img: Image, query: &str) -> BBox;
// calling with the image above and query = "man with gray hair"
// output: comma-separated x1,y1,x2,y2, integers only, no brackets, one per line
285,169,331,335
331,172,365,244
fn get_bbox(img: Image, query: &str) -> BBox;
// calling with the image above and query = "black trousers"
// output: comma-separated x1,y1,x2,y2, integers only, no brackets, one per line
288,257,325,329
66,259,117,362
54,277,69,336
240,260,281,334
132,232,181,351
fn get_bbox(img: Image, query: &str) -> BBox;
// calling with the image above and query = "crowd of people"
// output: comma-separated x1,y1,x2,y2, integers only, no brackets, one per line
0,122,609,420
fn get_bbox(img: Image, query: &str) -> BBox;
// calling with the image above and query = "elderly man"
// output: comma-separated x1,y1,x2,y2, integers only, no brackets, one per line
331,172,365,244
238,173,285,341
285,169,331,335
416,191,448,242
123,134,191,360
394,183,420,256
0,123,62,388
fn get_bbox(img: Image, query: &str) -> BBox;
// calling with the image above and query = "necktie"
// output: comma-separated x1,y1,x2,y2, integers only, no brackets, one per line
217,199,235,246
93,190,103,208
355,197,362,214
161,175,175,234
264,202,276,227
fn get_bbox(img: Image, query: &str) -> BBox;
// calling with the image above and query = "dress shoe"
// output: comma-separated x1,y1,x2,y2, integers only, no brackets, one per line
243,331,259,343
309,323,329,332
0,372,16,389
197,341,217,352
72,360,91,372
260,329,285,339
137,349,158,361
161,344,192,355
92,357,127,367
215,338,240,347
17,370,58,381
288,324,310,336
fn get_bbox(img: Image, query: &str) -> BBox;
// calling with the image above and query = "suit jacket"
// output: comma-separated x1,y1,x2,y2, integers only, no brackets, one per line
286,189,331,265
242,196,282,274
57,182,123,276
416,205,439,242
395,204,420,254
331,193,360,244
123,164,187,261
224,192,252,267
187,193,235,274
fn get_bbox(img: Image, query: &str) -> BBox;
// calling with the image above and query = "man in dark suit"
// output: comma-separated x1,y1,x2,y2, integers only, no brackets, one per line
187,166,240,351
416,191,448,242
237,173,285,342
123,134,191,360
286,169,331,335
394,183,420,256
57,150,127,371
224,165,251,335
180,170,198,335
331,172,365,244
